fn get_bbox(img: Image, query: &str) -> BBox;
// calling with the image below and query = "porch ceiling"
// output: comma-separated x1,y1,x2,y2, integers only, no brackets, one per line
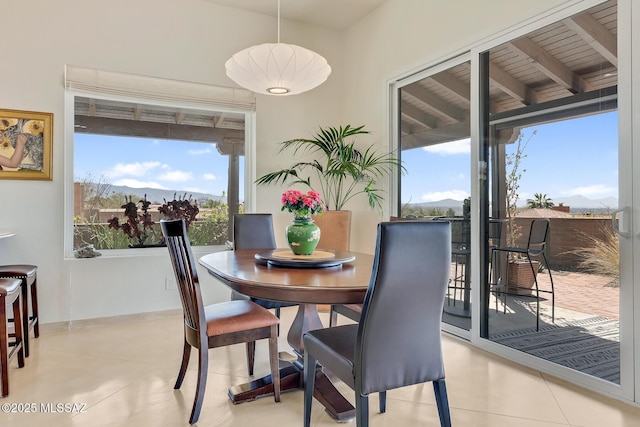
401,0,617,149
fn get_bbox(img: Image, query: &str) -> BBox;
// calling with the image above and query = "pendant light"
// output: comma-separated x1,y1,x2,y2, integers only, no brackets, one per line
225,0,331,96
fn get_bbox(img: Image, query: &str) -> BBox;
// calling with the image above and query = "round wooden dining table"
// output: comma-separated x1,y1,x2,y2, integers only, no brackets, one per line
198,248,374,422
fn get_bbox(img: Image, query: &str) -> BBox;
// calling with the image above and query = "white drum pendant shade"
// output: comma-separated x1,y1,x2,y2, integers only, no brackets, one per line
225,43,331,95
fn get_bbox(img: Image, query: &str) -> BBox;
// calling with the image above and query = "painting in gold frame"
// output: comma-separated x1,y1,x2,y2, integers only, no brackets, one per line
0,108,53,180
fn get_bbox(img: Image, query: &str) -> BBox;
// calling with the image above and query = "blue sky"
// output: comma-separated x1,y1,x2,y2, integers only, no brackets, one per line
401,111,618,204
74,135,243,197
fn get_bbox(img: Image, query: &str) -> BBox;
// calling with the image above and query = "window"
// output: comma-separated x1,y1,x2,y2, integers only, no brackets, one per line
64,66,255,254
72,98,246,251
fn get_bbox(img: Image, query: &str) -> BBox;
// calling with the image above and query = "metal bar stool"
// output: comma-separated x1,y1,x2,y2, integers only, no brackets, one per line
1,278,25,397
0,265,39,357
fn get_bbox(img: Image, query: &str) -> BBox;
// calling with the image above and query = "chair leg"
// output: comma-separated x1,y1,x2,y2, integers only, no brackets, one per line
543,253,555,323
0,293,24,398
31,277,39,338
188,344,208,425
268,325,281,403
379,390,386,413
355,387,369,427
329,305,338,327
1,298,8,397
174,340,191,389
12,295,24,370
303,352,317,427
433,379,452,427
246,341,255,376
20,278,30,357
529,258,540,331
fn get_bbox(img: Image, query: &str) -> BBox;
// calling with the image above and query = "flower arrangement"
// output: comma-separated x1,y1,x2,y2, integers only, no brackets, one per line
281,189,325,218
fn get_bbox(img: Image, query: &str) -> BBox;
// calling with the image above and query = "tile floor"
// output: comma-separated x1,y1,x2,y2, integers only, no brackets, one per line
1,307,639,427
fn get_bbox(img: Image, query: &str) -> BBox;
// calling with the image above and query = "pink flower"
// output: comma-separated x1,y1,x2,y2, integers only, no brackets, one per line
281,189,325,217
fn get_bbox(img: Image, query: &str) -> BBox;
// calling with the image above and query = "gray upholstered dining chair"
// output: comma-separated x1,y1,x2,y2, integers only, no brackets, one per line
232,214,298,317
161,219,281,424
303,221,453,427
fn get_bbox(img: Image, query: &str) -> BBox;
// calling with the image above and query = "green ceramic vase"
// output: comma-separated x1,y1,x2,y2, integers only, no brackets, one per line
286,216,321,255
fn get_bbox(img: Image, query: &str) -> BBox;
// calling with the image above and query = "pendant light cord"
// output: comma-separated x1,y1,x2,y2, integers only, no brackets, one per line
277,0,281,44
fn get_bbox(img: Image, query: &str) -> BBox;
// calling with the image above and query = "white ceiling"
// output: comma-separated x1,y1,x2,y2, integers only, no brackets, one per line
201,0,386,30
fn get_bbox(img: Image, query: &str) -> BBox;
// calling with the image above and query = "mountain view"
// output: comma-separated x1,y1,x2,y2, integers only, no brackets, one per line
403,195,618,216
104,185,225,205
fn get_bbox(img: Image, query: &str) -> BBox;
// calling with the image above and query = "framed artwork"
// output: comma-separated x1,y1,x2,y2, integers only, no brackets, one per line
0,108,53,180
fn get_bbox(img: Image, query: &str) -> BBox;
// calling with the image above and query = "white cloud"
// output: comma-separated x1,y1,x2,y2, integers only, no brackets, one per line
564,184,617,197
421,190,469,202
188,148,212,155
106,161,161,177
422,138,470,155
157,170,193,182
113,179,167,189
202,173,217,180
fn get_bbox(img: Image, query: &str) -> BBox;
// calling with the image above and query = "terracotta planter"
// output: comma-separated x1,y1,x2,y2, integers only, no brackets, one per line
311,210,352,312
507,260,539,295
311,210,351,251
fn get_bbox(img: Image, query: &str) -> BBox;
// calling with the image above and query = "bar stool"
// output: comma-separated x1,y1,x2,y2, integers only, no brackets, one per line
1,278,25,397
0,265,39,357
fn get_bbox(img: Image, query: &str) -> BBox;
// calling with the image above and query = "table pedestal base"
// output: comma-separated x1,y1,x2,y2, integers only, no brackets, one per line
228,359,355,422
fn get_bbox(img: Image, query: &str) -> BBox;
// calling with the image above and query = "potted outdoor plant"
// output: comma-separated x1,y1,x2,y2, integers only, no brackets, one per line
504,130,539,291
256,124,404,250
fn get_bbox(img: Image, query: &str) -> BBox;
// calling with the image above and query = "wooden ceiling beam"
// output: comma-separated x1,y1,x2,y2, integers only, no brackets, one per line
429,72,470,104
563,12,617,67
400,103,438,129
508,37,591,93
402,85,467,121
489,63,534,106
133,104,142,121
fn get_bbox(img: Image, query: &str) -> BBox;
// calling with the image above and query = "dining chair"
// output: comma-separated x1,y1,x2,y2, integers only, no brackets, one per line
490,218,555,331
1,278,25,397
303,221,453,427
161,219,281,424
0,265,39,357
327,215,429,327
232,214,296,316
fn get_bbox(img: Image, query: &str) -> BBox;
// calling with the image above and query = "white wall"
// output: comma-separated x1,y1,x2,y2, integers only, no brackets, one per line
0,0,342,323
0,0,580,324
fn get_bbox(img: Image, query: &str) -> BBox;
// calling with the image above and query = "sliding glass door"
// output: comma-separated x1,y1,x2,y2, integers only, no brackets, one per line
393,0,632,396
396,56,473,333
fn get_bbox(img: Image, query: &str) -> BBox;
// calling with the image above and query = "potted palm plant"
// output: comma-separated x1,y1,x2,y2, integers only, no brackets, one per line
256,124,403,251
256,124,402,212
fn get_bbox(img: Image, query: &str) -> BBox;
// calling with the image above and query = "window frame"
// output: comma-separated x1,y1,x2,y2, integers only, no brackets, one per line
64,89,256,259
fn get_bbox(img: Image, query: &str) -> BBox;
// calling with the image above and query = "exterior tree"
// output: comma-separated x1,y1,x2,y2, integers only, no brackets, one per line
527,193,554,209
505,130,536,247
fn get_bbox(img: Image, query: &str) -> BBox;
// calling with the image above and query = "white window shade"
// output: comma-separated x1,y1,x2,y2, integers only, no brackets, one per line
65,65,256,112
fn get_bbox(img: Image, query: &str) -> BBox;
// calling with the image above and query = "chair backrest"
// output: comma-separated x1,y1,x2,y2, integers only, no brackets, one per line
233,214,277,250
161,219,205,339
526,218,550,256
355,221,451,395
